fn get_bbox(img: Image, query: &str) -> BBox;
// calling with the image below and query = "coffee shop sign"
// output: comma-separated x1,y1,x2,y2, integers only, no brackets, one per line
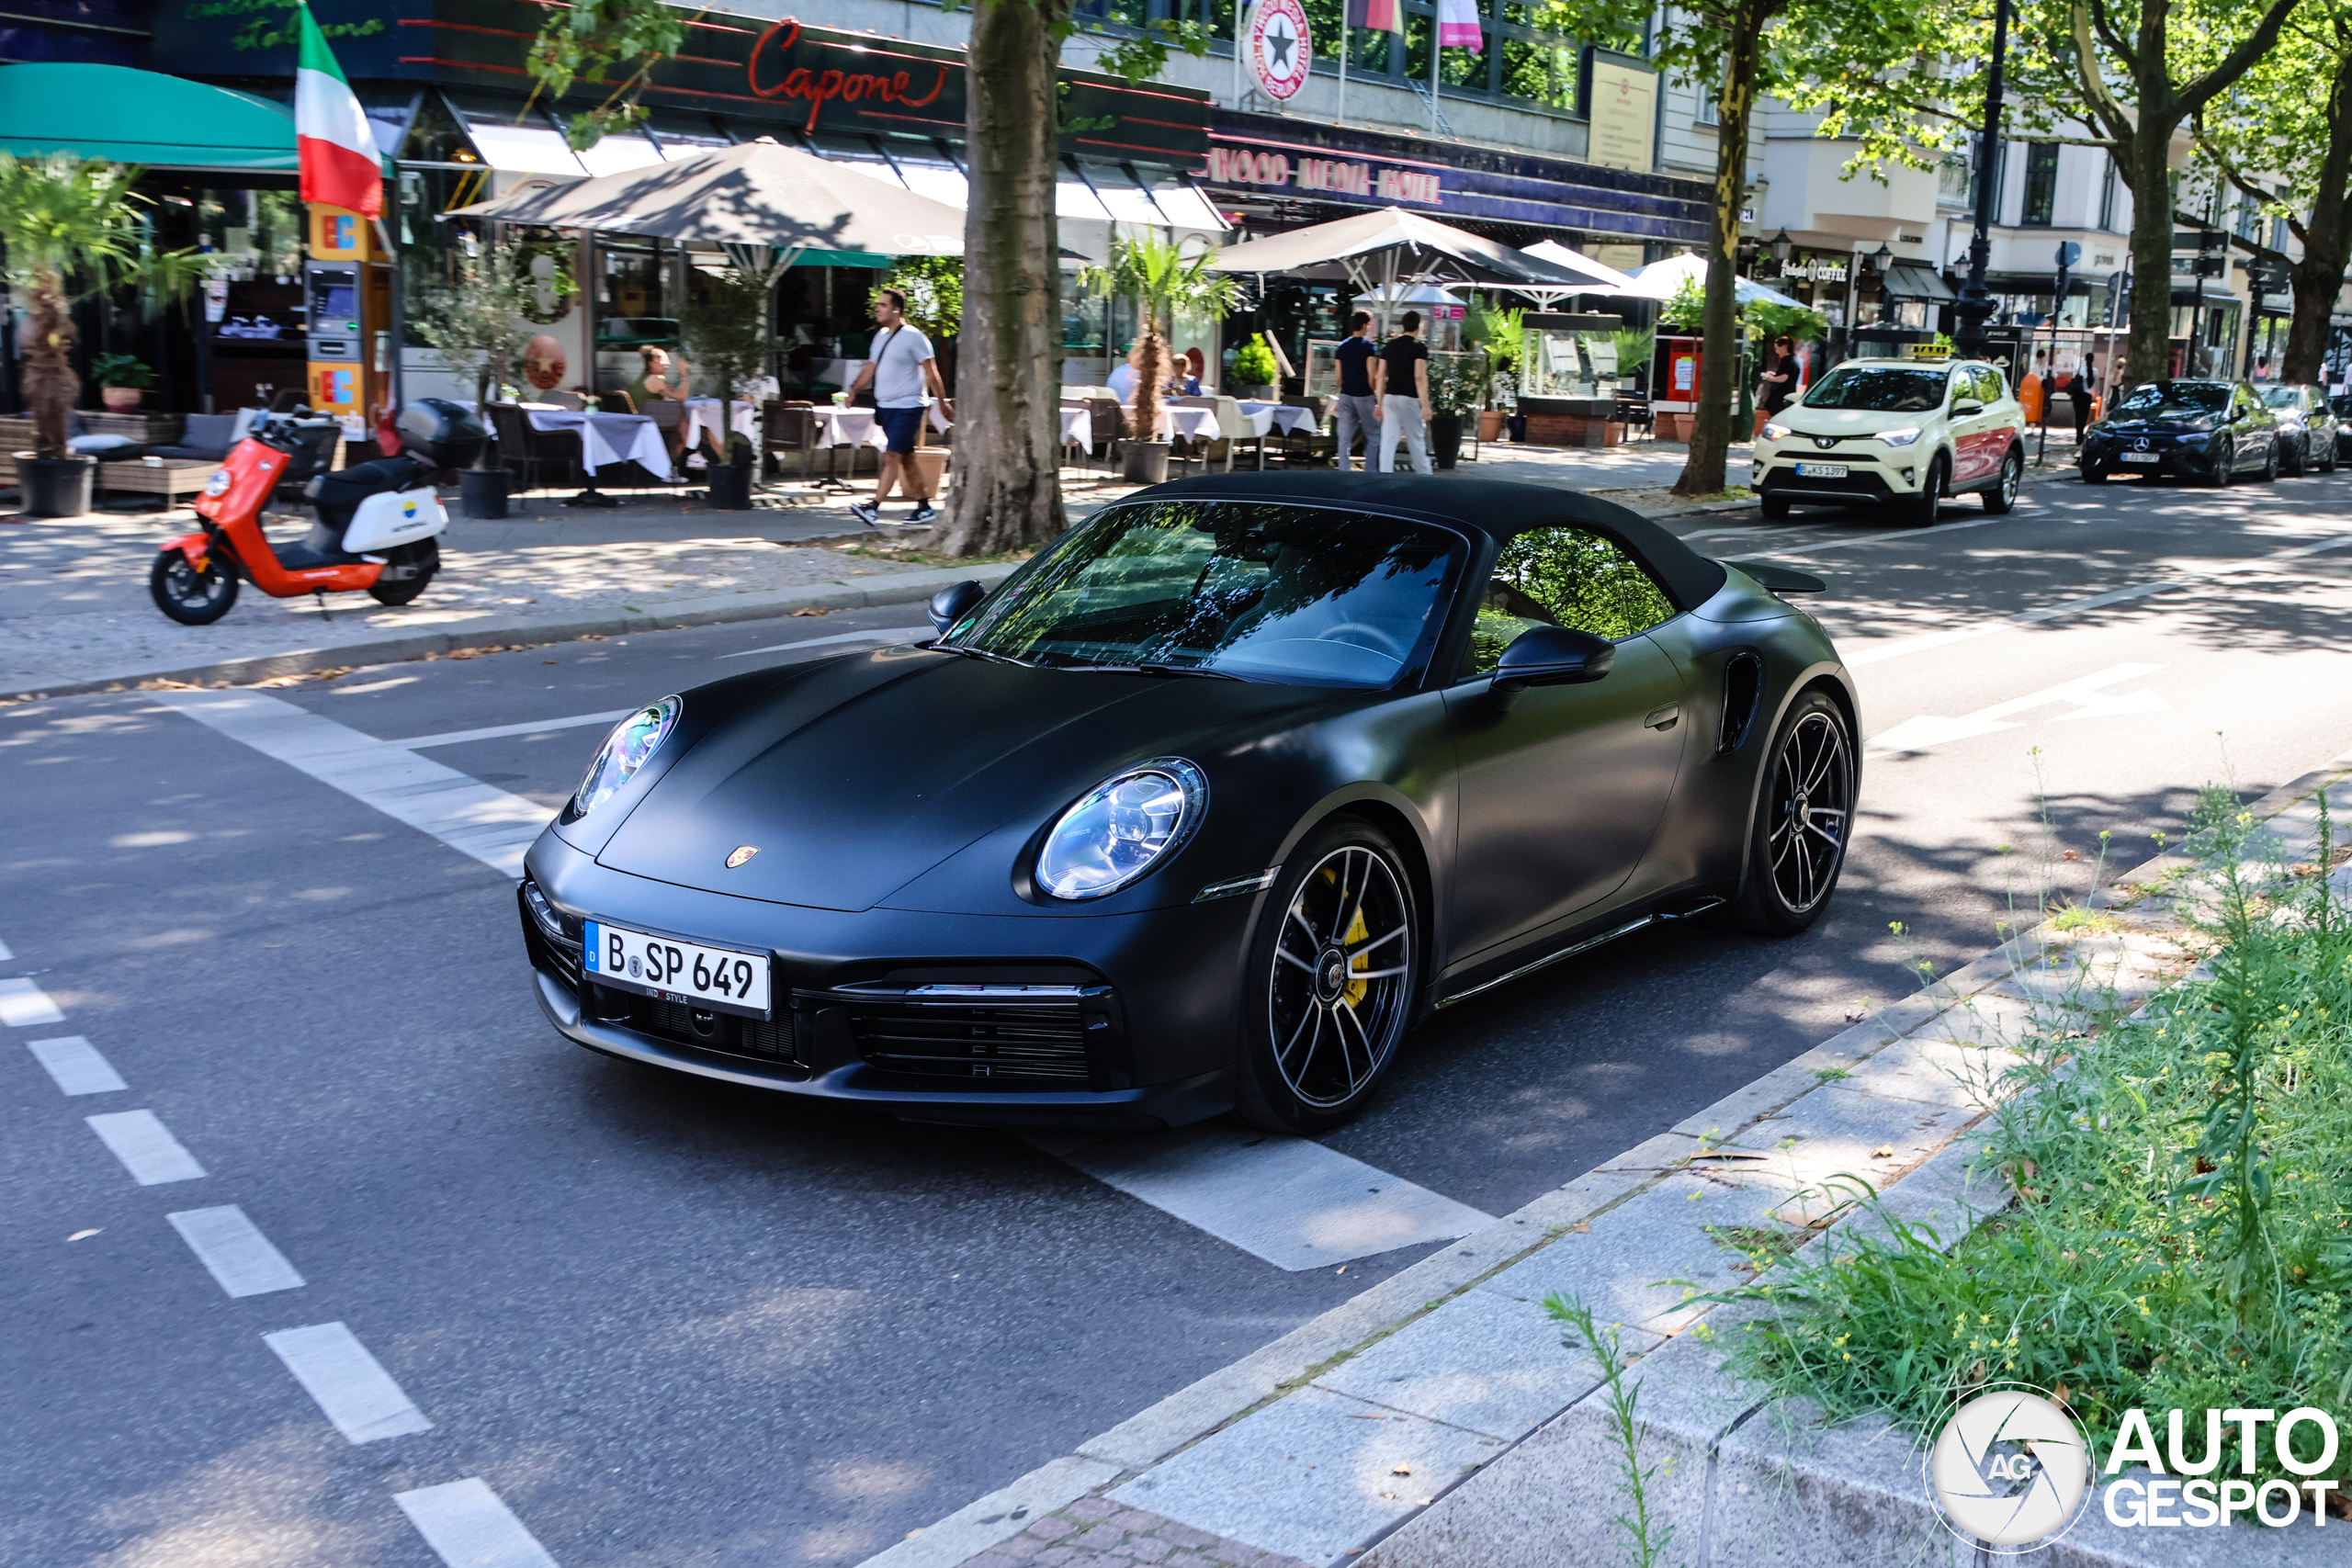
1204,146,1442,205
1769,256,1849,283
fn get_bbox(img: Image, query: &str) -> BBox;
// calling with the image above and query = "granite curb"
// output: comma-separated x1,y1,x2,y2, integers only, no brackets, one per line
871,744,2352,1568
2,561,1017,702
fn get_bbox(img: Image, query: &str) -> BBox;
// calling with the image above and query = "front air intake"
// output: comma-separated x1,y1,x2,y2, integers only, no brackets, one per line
1718,652,1765,754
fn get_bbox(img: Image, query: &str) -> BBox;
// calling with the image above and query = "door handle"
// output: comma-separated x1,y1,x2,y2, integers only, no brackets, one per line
1645,705,1680,731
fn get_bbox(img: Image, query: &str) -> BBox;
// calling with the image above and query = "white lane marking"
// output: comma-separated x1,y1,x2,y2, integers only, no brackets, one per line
152,691,549,879
86,1110,206,1185
1866,662,2165,759
396,1478,562,1568
264,1322,434,1443
385,710,631,750
1726,513,2013,559
721,623,934,659
1054,1124,1495,1272
0,977,66,1027
167,1205,306,1297
28,1036,126,1095
1838,530,2352,670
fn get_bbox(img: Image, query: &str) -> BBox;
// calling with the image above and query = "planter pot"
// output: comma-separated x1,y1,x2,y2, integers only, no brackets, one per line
1654,411,1696,443
1121,440,1170,484
909,446,949,495
702,461,752,510
1429,412,1464,470
100,387,143,412
1241,384,1276,401
1476,409,1507,442
1507,415,1528,443
458,467,510,519
17,453,95,517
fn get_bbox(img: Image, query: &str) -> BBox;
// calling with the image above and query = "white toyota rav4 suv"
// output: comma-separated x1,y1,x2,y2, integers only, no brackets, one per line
1752,356,2028,525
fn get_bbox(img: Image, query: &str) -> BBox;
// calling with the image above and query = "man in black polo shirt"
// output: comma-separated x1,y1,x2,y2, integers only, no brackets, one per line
1331,311,1378,471
1371,310,1432,474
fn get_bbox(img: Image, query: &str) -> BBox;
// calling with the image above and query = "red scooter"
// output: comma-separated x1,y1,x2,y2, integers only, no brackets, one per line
149,399,483,626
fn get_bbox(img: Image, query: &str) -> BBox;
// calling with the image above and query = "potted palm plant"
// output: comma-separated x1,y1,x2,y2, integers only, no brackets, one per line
414,242,535,518
0,154,200,517
89,354,155,412
1080,236,1243,484
681,265,774,510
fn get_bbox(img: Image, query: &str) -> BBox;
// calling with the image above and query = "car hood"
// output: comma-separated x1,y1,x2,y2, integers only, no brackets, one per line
2095,416,2218,435
593,645,1329,912
1774,407,1943,437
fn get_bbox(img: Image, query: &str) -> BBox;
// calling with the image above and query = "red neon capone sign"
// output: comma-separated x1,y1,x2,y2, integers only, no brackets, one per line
747,19,948,133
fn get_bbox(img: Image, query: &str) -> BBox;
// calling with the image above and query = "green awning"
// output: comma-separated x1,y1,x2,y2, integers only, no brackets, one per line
797,250,892,269
0,63,300,172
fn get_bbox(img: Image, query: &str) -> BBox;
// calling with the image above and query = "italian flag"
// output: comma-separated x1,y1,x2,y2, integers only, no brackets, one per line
296,1,382,218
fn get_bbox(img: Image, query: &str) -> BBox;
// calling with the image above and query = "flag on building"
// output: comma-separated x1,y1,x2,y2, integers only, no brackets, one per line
1436,0,1484,49
295,0,383,218
1346,0,1405,36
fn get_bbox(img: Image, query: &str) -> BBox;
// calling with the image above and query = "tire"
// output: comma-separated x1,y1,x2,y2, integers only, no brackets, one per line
2081,464,2109,485
1980,444,2023,513
1759,492,1791,520
1724,688,1856,936
367,539,439,606
2326,439,2341,474
2284,434,2307,477
1907,455,1947,526
2210,441,2233,488
149,549,240,625
2259,439,2281,484
1235,818,1420,1133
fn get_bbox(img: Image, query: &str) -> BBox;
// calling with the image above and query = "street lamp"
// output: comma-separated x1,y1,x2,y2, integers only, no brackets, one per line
1768,229,1795,266
1869,243,1895,275
1952,0,2012,361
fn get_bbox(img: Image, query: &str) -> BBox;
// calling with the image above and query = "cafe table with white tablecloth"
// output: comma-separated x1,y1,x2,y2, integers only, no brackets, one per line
1058,406,1093,447
523,408,673,480
1143,404,1222,444
1237,400,1319,437
808,407,887,452
682,398,757,452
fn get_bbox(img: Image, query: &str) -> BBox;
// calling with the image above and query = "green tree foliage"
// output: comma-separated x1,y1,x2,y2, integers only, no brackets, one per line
682,265,774,461
1080,234,1244,445
521,0,688,151
413,243,536,467
883,255,966,342
0,153,201,457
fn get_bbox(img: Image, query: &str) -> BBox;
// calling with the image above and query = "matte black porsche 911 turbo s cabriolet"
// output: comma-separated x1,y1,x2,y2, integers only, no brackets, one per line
517,474,1859,1132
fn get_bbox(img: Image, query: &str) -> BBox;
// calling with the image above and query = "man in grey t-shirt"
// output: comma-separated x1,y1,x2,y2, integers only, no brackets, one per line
848,286,950,526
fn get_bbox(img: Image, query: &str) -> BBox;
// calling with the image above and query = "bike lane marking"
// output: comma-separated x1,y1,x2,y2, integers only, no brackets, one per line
263,1323,435,1444
395,1478,563,1568
28,1035,127,1095
166,1205,307,1298
85,1109,207,1185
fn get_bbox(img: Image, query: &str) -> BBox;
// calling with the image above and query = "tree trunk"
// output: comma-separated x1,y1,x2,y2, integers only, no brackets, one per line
2119,117,2179,395
1674,0,1763,499
937,0,1069,558
1135,322,1168,454
25,266,77,459
2281,44,2352,384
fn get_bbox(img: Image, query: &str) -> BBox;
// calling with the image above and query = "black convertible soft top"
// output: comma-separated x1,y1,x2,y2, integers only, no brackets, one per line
1130,471,1731,612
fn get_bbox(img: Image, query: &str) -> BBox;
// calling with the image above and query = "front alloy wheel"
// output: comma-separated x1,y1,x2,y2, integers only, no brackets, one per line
2211,440,2234,488
1727,689,1855,935
1238,822,1417,1132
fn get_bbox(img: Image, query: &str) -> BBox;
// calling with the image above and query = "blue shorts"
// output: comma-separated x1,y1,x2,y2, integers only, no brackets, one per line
876,406,924,454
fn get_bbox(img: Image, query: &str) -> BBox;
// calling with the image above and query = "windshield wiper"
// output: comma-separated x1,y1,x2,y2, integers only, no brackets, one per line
932,643,1034,669
1047,660,1248,681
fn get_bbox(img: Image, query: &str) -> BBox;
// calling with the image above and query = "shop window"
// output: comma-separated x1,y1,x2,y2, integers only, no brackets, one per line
2020,142,2058,227
1694,77,1718,126
603,246,666,324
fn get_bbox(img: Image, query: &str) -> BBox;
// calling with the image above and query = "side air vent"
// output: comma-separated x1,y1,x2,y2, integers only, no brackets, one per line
1718,652,1765,754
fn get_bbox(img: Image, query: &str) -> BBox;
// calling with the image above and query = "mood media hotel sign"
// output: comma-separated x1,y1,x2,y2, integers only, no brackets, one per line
1204,141,1442,206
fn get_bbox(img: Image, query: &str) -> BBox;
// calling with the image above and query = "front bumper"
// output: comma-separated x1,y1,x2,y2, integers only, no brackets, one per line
2081,435,2215,477
519,830,1249,1127
1751,442,1933,503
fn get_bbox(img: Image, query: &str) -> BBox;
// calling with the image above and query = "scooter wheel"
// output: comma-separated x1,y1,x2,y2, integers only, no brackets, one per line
150,551,240,625
367,567,435,607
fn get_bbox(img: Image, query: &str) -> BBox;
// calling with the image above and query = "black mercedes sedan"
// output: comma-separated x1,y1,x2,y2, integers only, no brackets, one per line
517,475,1859,1132
2260,383,2342,475
2080,378,2281,486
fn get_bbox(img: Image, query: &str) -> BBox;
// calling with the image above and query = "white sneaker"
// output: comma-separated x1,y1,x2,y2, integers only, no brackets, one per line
908,502,938,524
848,502,879,526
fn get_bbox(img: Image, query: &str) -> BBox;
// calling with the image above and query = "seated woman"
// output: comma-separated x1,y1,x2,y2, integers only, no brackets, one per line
631,345,693,461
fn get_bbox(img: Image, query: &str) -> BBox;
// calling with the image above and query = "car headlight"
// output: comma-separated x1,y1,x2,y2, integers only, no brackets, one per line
1879,426,1926,447
571,695,681,818
1035,757,1206,901
1759,421,1792,441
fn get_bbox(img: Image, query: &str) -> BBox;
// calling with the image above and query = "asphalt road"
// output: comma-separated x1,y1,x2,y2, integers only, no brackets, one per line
7,465,2352,1567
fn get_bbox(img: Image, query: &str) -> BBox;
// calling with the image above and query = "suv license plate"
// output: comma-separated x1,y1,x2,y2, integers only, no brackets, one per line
2119,450,2160,463
1793,461,1849,479
582,919,772,1018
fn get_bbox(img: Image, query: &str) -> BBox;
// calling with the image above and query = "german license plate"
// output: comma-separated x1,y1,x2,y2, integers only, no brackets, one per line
2119,450,2160,463
582,919,772,1018
1793,461,1849,479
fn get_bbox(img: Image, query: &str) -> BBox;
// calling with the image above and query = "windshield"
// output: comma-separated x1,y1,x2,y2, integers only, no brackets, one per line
2260,386,2306,410
943,501,1463,688
2110,382,2230,419
1800,367,1951,412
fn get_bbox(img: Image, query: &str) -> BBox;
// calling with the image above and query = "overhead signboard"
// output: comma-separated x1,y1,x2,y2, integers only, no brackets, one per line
1583,49,1657,174
1245,0,1313,102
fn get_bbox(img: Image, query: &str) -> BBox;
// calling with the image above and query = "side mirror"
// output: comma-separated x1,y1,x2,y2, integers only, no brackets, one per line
1952,400,1984,416
928,579,986,637
1489,625,1614,709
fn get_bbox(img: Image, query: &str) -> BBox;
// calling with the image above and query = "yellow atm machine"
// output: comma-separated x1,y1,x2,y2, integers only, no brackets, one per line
304,205,395,440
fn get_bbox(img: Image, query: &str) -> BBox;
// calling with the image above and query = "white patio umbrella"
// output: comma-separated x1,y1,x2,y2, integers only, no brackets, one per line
1620,251,1806,308
1516,240,1638,308
1207,207,1595,329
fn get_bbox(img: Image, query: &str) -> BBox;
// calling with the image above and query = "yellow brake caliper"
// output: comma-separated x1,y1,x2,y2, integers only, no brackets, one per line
1343,907,1370,1008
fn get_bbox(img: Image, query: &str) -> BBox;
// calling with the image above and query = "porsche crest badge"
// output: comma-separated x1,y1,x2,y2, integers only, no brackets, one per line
725,845,760,869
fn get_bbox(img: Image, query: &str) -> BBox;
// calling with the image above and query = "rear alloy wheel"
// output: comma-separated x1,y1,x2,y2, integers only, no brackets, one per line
1726,689,1856,936
1237,820,1419,1133
1981,444,2023,513
149,549,240,625
1908,455,1947,526
2259,439,2281,483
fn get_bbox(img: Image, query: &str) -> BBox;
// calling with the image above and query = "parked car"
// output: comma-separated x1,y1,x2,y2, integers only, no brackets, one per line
1752,356,2026,525
517,475,1860,1132
2260,383,2342,474
2333,394,2352,461
2080,379,2281,486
